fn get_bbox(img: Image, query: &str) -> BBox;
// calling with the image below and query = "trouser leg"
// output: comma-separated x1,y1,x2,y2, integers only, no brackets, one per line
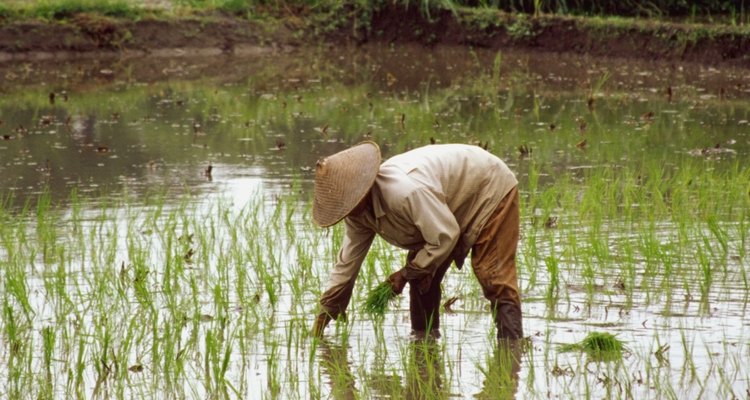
471,187,524,340
409,258,452,334
492,302,524,340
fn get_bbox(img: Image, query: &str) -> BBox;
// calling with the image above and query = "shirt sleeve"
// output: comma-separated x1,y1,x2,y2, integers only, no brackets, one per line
319,217,375,318
400,187,460,281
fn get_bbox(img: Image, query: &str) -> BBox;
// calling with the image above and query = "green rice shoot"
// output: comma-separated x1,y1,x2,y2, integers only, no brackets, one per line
559,332,626,360
363,281,398,315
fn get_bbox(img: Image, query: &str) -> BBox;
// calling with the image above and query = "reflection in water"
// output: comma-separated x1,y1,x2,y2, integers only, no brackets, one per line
319,338,522,399
474,340,523,400
1,44,747,208
318,340,358,400
399,338,445,400
318,338,448,400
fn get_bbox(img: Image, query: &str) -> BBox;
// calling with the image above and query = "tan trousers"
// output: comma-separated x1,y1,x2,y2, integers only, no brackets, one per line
409,186,523,339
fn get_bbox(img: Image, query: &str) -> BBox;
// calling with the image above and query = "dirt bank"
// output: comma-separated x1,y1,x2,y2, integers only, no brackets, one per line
0,13,295,60
0,7,748,67
366,6,750,67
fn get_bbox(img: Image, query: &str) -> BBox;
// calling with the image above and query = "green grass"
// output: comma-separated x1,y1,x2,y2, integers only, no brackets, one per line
0,0,745,23
6,0,144,20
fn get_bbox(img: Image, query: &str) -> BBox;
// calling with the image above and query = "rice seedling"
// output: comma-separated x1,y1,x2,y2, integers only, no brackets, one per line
560,332,626,361
363,281,397,316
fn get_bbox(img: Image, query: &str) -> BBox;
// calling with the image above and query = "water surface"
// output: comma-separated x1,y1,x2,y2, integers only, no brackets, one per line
0,44,748,399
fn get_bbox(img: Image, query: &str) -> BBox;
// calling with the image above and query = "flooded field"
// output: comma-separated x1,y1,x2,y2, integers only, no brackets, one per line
0,44,749,399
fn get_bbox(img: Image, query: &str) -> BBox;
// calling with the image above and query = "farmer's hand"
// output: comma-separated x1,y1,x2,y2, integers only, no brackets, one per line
387,270,407,295
312,312,332,338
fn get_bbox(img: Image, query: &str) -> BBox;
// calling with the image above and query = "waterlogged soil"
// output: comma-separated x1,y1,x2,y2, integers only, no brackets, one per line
0,37,749,399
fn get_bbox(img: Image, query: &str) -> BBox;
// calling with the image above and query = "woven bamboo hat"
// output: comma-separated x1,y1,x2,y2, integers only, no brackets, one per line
313,141,381,227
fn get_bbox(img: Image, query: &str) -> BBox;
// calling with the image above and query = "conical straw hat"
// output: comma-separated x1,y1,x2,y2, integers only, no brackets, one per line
313,141,381,227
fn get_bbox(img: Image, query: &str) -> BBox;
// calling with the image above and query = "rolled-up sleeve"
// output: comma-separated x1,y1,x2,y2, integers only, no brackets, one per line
319,218,375,318
401,188,460,281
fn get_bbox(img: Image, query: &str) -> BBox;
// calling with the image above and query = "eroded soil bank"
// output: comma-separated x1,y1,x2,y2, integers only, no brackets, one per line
0,6,749,67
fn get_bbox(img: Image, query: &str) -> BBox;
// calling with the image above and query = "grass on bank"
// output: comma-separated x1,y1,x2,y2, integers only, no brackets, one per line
0,0,746,24
0,0,145,20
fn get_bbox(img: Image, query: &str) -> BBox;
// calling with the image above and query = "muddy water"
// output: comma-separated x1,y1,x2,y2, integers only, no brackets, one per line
1,45,747,204
1,44,749,399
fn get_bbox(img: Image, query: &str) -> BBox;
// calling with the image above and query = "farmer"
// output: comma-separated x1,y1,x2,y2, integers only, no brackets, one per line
311,142,523,341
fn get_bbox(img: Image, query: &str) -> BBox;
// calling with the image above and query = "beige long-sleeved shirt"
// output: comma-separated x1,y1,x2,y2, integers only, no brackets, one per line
319,144,518,317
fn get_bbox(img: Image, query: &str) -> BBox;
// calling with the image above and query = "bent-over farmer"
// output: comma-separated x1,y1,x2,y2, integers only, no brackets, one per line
311,142,523,340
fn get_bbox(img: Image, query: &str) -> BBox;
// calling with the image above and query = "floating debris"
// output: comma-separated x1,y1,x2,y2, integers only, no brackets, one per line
576,117,587,133
386,72,398,87
128,364,144,373
518,144,532,158
314,124,329,137
688,143,737,157
443,296,459,313
641,111,655,123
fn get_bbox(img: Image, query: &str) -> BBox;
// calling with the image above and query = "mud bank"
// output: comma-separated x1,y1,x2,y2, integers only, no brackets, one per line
0,7,748,67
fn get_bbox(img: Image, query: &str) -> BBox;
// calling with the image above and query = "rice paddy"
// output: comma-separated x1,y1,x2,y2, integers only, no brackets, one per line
0,44,748,398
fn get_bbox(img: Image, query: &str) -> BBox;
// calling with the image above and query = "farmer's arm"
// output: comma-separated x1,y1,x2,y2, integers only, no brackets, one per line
318,218,375,320
398,187,460,292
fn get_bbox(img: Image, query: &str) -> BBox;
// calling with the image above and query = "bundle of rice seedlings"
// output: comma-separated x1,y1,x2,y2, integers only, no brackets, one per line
560,332,626,361
363,281,397,315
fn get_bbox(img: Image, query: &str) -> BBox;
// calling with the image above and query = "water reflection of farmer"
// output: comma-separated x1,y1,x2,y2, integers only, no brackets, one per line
311,142,523,341
317,341,358,400
318,339,521,399
318,338,446,399
475,341,522,400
